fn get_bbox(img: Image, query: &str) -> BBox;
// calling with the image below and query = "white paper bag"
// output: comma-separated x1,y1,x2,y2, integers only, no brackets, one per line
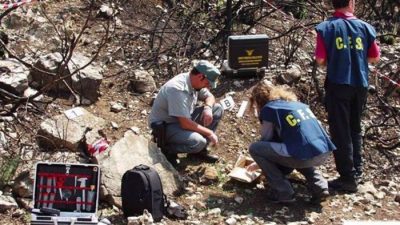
228,155,261,183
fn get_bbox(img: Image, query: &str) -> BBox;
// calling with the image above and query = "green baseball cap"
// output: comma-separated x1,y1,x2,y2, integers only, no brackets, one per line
194,60,220,89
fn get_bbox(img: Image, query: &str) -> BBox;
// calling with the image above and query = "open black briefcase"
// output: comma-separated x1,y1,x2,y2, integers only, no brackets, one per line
31,162,100,225
222,34,269,78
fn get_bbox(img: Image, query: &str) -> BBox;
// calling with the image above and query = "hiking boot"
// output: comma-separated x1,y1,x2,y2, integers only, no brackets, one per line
310,189,330,203
328,177,358,193
189,149,219,163
265,191,296,204
161,148,178,167
165,154,178,167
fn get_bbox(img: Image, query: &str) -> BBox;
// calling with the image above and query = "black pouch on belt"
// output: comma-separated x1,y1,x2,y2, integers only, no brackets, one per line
151,121,166,148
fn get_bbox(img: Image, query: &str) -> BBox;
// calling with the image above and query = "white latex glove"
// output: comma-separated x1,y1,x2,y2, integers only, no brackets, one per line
201,106,213,127
207,132,218,146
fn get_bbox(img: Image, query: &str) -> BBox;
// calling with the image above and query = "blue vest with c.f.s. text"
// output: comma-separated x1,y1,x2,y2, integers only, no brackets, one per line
316,17,376,87
260,100,336,160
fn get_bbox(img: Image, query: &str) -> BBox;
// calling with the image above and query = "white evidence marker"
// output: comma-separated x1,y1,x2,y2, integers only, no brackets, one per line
236,100,248,118
64,107,85,120
220,96,235,111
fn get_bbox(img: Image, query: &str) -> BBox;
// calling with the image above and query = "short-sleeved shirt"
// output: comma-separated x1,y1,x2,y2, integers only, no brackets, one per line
260,100,336,160
148,72,212,126
315,11,378,87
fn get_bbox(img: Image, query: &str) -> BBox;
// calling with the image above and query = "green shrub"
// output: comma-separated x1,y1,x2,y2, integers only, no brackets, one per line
0,156,20,188
379,34,396,45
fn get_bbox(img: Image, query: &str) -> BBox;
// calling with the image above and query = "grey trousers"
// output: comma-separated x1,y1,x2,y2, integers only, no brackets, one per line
249,141,330,198
164,104,223,154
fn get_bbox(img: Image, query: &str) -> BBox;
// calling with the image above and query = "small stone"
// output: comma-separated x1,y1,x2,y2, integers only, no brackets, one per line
12,171,34,199
208,208,221,216
244,189,252,194
129,126,140,134
233,81,242,88
234,196,244,204
12,208,24,217
127,216,140,225
358,181,377,194
360,193,375,204
81,97,92,105
110,102,124,112
111,121,119,129
0,195,18,212
307,212,320,223
395,193,400,203
373,191,386,199
203,166,218,181
194,201,206,209
225,217,237,225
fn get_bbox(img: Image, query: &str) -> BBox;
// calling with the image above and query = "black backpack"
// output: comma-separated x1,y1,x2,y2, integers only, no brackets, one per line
121,164,167,222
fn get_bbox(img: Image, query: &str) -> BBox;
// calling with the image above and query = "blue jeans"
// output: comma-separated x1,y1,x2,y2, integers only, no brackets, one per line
249,141,330,198
164,104,223,154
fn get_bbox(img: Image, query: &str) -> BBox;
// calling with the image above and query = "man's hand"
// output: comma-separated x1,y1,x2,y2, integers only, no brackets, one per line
207,132,218,146
201,106,213,127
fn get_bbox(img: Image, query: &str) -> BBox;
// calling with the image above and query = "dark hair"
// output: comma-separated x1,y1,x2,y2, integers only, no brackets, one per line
190,67,201,76
332,0,350,9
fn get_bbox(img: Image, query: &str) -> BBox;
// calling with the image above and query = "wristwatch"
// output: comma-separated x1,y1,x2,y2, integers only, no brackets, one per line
204,104,213,108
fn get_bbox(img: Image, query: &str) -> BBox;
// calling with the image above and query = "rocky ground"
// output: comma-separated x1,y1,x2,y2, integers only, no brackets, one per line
0,0,399,225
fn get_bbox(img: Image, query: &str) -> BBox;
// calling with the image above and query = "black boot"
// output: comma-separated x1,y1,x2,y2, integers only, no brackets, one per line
328,177,358,193
310,189,330,203
161,148,178,167
189,149,219,163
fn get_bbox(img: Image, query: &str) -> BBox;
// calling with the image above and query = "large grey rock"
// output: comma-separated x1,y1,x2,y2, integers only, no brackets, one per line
94,130,183,207
27,16,53,40
29,53,71,91
0,194,18,212
3,11,28,29
27,19,59,50
278,65,302,85
70,53,103,101
0,59,29,95
129,70,156,94
29,53,103,101
37,107,106,151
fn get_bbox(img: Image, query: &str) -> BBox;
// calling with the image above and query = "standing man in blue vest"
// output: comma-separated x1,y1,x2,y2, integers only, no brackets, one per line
315,0,380,192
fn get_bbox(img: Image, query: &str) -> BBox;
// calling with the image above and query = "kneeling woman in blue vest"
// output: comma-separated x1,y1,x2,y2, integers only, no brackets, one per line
247,81,336,203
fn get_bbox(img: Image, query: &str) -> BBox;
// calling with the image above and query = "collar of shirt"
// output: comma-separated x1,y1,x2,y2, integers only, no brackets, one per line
184,72,196,95
333,11,357,19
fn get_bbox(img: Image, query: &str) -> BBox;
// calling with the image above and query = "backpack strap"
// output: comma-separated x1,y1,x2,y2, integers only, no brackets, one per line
133,166,149,193
142,168,165,219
